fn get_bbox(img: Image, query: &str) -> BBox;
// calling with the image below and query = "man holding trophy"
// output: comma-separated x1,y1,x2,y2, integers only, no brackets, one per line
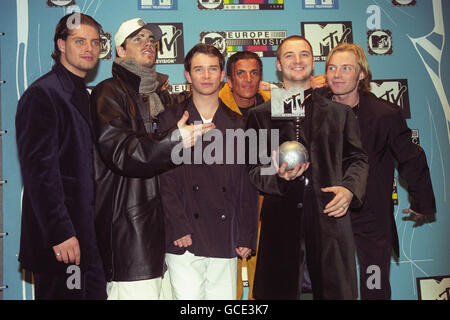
246,35,369,300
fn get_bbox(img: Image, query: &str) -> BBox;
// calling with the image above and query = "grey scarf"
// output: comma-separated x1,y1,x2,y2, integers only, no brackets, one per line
115,57,165,117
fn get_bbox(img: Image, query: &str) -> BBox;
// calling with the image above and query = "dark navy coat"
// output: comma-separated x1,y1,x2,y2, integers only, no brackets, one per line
16,63,101,274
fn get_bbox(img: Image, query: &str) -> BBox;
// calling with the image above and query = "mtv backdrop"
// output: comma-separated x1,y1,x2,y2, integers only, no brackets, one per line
1,0,449,300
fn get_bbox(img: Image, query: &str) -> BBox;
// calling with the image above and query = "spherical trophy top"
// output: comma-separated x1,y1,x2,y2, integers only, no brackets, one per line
278,141,309,170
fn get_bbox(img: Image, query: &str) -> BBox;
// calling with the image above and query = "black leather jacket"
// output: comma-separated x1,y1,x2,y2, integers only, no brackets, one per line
90,63,188,281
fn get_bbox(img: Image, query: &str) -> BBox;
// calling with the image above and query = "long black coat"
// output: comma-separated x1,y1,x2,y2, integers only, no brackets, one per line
90,63,189,281
246,91,369,299
350,91,436,256
157,98,259,258
16,63,101,274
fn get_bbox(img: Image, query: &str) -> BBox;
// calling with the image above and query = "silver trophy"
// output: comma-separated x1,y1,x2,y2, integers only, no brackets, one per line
278,141,309,170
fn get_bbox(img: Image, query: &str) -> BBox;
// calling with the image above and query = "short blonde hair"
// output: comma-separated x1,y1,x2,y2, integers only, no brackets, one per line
325,43,372,93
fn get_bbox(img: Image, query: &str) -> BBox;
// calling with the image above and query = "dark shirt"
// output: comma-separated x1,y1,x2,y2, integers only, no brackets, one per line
238,92,265,118
67,68,90,119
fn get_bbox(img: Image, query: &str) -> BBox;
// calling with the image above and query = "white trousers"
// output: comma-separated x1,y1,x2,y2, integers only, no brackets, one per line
166,251,237,300
106,271,173,300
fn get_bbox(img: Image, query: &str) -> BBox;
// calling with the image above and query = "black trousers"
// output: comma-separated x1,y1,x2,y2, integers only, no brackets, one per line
351,211,392,300
33,251,107,300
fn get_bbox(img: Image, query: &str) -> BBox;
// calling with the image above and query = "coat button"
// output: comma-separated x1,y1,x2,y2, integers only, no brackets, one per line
220,214,226,221
193,185,200,191
297,202,303,209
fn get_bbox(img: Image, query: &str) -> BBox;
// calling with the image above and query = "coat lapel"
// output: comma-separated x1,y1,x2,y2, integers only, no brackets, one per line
310,92,329,143
54,63,92,127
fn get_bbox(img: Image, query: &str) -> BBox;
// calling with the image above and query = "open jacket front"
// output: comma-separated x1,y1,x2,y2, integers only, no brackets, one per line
90,63,188,281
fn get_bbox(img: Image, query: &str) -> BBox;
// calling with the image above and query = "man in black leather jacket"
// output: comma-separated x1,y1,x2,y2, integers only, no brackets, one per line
90,18,213,299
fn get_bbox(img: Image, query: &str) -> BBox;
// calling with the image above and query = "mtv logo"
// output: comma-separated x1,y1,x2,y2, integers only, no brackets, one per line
367,30,393,55
99,32,112,60
417,276,450,300
371,79,411,118
200,32,227,55
156,23,184,64
372,35,389,49
158,24,182,59
301,22,352,60
271,87,306,119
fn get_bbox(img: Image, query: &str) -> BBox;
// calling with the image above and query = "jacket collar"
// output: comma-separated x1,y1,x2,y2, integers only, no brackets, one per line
53,62,76,94
184,97,238,132
218,82,271,115
112,62,168,95
52,62,92,127
310,90,331,142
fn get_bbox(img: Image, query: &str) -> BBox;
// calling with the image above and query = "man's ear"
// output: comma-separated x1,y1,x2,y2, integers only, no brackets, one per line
275,59,282,72
226,76,233,90
57,38,66,54
184,70,192,84
359,70,366,81
116,45,126,58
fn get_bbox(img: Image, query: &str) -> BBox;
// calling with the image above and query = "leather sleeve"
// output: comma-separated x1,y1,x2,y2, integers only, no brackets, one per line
90,81,180,178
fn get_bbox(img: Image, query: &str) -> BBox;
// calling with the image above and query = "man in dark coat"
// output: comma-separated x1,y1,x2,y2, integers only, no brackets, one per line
90,18,212,299
158,44,259,300
324,42,436,299
246,36,369,300
15,13,106,299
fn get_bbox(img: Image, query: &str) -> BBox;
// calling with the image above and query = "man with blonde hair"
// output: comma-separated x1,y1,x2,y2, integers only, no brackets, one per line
324,42,436,299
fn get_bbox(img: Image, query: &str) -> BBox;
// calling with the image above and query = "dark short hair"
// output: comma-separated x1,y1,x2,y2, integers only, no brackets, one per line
276,35,313,61
226,51,263,80
184,43,225,72
52,13,102,62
